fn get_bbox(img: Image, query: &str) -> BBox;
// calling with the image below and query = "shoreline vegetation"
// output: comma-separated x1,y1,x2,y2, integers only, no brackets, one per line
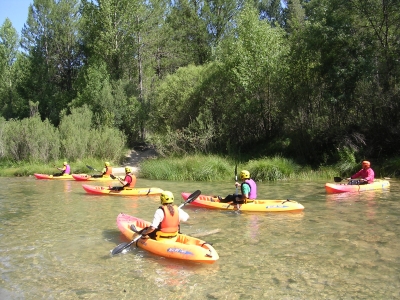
0,154,396,182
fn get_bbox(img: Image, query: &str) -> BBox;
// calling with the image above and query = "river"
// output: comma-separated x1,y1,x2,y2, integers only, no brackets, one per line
0,176,399,299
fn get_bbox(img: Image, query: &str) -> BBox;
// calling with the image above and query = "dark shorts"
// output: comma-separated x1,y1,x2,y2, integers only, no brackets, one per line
220,194,245,204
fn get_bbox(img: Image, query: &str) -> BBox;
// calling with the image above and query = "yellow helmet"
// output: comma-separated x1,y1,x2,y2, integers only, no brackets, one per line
240,170,250,180
125,167,131,173
105,162,110,166
160,191,174,204
63,162,68,166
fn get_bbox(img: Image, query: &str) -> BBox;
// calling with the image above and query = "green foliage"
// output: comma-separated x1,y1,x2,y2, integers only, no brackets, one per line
244,156,300,181
139,154,342,181
59,105,127,161
140,154,232,181
0,106,127,164
0,116,60,162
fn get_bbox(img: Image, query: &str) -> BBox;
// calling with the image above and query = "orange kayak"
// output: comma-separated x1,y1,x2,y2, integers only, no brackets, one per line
116,213,219,264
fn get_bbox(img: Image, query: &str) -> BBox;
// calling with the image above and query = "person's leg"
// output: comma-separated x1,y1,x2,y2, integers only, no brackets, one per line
219,194,238,203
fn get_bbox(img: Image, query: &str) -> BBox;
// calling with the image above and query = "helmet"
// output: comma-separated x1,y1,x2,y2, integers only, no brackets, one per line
105,162,110,166
63,162,68,166
125,167,131,173
240,170,250,180
160,191,174,204
362,161,370,167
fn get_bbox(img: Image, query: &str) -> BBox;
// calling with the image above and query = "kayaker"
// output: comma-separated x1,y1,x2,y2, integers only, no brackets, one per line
92,162,113,178
136,191,189,241
219,169,257,209
54,162,71,176
347,161,375,185
110,167,136,190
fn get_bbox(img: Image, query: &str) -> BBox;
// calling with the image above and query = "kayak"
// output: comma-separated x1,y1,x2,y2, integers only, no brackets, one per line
181,192,305,212
116,213,219,264
72,174,117,181
34,173,76,180
82,184,163,196
325,179,390,193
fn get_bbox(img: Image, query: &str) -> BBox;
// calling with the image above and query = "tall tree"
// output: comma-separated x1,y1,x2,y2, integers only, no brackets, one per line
0,19,24,119
21,0,82,124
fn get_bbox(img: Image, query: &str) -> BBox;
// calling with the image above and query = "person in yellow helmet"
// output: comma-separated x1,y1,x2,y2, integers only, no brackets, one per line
92,162,113,178
347,161,375,185
110,167,137,190
218,170,257,210
135,191,189,241
53,162,71,177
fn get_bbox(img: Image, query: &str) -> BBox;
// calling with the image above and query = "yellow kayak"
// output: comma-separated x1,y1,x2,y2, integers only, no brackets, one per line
181,192,305,212
82,184,163,196
34,173,76,180
72,174,117,181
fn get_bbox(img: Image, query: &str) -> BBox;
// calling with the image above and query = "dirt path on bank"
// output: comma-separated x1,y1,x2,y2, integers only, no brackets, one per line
114,145,158,175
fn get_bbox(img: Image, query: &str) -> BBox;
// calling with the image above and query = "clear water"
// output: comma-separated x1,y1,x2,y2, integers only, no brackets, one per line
0,177,399,299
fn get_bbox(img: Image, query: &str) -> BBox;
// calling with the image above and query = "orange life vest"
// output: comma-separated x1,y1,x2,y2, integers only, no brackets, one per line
159,205,179,233
104,166,112,176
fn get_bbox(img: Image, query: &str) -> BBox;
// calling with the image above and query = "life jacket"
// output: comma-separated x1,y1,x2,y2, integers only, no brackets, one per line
241,178,257,199
124,174,136,188
123,174,136,188
155,205,179,240
104,166,113,177
63,165,71,175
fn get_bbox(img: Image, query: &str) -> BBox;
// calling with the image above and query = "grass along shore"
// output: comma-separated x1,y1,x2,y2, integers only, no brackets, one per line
0,154,396,181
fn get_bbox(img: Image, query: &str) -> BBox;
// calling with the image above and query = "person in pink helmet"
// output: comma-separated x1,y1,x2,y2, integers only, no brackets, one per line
347,161,375,185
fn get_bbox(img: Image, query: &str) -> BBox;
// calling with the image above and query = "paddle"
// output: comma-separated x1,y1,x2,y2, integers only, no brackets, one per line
110,189,201,256
234,164,238,194
110,174,125,186
334,177,345,182
86,164,100,172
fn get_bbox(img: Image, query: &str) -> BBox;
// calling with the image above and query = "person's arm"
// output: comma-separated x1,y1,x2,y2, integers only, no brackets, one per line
350,170,362,179
141,209,163,238
364,169,375,182
178,208,189,222
120,175,132,187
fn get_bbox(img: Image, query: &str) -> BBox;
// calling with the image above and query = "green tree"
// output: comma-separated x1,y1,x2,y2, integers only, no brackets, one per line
21,0,82,124
0,19,21,119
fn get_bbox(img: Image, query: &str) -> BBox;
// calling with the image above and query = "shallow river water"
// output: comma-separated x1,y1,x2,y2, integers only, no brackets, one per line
0,176,399,299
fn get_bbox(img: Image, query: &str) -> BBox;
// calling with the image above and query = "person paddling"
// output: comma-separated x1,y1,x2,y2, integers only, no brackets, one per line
110,167,136,190
92,162,113,178
219,170,257,210
134,191,189,242
347,161,375,185
54,162,71,177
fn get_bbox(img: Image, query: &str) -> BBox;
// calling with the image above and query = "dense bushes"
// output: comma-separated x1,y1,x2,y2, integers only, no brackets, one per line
0,106,127,163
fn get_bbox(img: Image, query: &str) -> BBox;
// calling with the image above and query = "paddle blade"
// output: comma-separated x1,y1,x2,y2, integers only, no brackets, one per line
110,174,116,179
111,242,130,255
179,190,201,208
334,177,342,182
110,235,142,255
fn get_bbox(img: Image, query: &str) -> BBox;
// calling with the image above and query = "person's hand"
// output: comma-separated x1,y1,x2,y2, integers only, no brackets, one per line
141,234,149,239
235,182,240,187
346,178,351,181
